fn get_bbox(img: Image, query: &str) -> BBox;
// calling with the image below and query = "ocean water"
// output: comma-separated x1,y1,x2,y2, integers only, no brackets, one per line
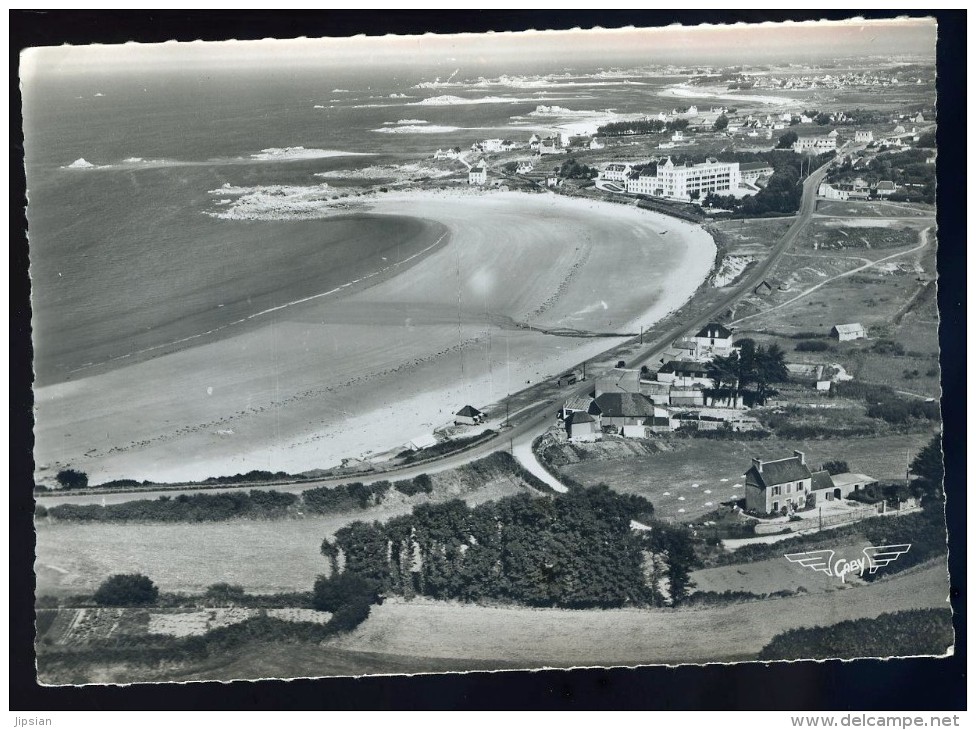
23,64,681,385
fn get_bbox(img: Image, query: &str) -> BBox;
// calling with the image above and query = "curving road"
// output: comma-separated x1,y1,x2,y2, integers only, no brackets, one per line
38,157,837,507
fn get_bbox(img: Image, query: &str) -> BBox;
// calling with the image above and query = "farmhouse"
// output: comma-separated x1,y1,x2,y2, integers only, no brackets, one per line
854,130,874,143
454,405,485,426
687,322,735,358
468,160,488,186
588,392,659,429
744,451,814,515
831,323,866,341
516,161,534,174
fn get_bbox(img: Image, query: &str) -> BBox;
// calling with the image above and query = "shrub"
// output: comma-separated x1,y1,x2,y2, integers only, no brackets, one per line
312,572,379,612
34,504,48,518
821,460,849,475
93,574,159,606
871,339,906,356
759,609,953,661
795,340,832,352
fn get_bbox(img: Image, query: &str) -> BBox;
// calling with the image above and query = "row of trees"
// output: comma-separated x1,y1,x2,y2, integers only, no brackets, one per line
556,158,599,179
706,340,789,405
596,118,690,137
319,485,699,608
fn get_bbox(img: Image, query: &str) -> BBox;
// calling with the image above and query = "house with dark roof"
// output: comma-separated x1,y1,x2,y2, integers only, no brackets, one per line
874,180,898,198
565,411,600,441
744,450,814,514
739,161,774,184
687,322,735,358
588,392,659,429
656,360,714,388
454,405,485,426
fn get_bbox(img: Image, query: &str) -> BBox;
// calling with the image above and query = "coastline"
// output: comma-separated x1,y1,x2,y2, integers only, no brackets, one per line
33,189,716,485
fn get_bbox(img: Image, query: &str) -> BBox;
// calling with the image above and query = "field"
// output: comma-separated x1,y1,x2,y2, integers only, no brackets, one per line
36,561,948,683
815,199,934,218
689,538,874,596
35,472,533,596
555,433,933,523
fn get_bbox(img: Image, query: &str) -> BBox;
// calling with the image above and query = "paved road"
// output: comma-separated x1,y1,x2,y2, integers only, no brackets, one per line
39,157,836,507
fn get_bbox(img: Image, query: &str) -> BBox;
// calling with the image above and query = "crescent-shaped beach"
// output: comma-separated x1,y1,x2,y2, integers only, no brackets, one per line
34,190,716,484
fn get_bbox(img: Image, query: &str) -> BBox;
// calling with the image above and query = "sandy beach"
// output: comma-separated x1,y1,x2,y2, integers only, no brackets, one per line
34,189,715,484
659,83,800,107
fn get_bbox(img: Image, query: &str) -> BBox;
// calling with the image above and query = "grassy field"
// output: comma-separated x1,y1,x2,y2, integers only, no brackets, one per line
557,433,934,523
815,199,934,218
38,561,947,683
689,537,874,596
35,475,532,597
708,218,794,257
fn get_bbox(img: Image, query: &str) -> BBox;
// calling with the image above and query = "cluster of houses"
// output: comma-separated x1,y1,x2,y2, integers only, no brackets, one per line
555,319,872,443
557,322,768,442
818,178,901,200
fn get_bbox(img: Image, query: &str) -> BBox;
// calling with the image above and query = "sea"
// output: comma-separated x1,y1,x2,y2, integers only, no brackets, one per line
23,62,684,386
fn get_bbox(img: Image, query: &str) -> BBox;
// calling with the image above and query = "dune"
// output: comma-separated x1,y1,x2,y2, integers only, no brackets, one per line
33,191,715,485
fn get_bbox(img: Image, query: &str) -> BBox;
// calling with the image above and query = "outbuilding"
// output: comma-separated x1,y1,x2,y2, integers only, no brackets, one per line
454,405,485,426
831,323,866,341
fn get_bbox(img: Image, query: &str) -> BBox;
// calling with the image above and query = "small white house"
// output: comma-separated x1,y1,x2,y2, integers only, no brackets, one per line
468,160,488,186
831,323,866,342
516,161,534,174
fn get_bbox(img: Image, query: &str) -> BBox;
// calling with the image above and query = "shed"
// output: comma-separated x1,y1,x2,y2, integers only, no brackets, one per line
831,323,866,341
454,405,485,426
405,433,438,451
565,411,600,441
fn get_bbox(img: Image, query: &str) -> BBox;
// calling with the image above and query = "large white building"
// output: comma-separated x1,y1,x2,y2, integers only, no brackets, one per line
625,158,741,201
601,163,633,182
793,132,838,154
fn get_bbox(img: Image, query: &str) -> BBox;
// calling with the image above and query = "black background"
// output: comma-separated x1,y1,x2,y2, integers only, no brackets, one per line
9,9,966,711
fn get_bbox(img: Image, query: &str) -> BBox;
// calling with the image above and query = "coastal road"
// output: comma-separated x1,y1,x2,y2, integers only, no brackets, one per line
39,157,836,506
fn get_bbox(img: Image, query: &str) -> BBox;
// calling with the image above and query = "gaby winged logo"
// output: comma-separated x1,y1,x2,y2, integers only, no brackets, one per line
784,544,911,582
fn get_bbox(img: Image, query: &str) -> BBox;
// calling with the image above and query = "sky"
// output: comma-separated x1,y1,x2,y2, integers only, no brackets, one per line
21,17,937,80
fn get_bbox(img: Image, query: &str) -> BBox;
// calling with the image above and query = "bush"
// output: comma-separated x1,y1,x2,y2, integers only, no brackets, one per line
312,572,380,612
821,460,849,475
394,474,434,496
34,504,48,518
871,339,906,356
93,574,159,606
795,340,832,352
55,469,88,490
759,609,953,661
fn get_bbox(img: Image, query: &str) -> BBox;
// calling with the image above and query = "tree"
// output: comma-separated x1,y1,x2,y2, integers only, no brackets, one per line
909,434,944,499
55,469,88,490
821,461,849,476
312,572,379,612
713,113,729,131
776,130,798,149
93,574,159,606
753,344,789,404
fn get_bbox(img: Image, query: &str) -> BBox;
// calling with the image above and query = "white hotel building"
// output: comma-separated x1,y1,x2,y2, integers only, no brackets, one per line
625,158,741,201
